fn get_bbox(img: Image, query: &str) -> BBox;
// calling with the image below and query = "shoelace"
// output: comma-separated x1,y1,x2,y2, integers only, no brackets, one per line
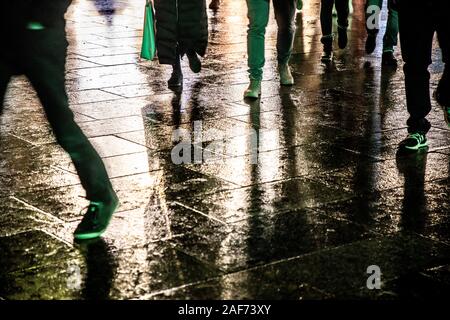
80,202,102,224
409,133,424,143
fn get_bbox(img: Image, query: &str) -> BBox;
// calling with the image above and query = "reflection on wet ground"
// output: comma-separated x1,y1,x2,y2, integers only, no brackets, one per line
1,0,450,299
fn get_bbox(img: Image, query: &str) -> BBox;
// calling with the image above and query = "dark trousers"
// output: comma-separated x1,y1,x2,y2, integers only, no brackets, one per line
398,0,449,133
0,29,115,203
320,0,349,42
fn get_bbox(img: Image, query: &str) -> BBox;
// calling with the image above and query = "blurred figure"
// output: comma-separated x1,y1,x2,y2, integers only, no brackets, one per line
209,0,221,10
365,0,399,68
397,0,449,151
154,0,208,89
244,0,297,99
320,0,349,62
0,1,118,240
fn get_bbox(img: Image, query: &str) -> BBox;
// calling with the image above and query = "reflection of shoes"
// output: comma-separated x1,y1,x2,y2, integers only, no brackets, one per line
297,0,303,11
244,80,261,99
337,26,348,49
434,89,450,127
365,34,377,54
74,193,119,240
186,50,201,73
399,132,428,152
279,63,294,86
382,51,398,69
168,66,183,87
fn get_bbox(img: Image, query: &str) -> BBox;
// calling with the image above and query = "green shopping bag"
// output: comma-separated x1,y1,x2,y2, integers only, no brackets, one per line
140,0,156,60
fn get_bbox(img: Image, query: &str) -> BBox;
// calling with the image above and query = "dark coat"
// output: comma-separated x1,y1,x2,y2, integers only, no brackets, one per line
0,0,72,33
154,0,208,65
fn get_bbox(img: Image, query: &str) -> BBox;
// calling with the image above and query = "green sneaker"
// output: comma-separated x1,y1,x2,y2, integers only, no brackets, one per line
74,195,119,240
399,132,428,151
297,0,303,11
244,80,261,99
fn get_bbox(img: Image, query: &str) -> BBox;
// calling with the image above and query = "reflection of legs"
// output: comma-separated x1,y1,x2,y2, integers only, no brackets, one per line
245,0,269,98
273,0,296,85
23,31,115,203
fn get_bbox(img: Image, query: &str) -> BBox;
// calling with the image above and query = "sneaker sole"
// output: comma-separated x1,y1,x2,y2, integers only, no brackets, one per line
74,228,107,240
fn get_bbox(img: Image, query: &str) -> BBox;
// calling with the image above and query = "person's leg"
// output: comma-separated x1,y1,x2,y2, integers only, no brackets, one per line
273,0,296,66
178,0,208,73
247,0,270,82
0,59,12,116
382,0,399,53
435,0,450,123
244,0,270,98
365,0,383,54
273,0,296,85
335,0,349,49
320,0,335,60
398,2,434,149
22,30,116,204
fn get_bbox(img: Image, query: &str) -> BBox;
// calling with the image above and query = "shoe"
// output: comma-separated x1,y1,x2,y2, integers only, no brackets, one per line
321,38,333,63
365,34,377,54
168,64,183,88
279,63,294,86
186,50,201,73
399,132,428,152
321,50,333,63
337,26,348,49
434,89,450,127
244,80,261,99
209,0,220,10
296,0,303,11
382,51,398,68
74,194,119,240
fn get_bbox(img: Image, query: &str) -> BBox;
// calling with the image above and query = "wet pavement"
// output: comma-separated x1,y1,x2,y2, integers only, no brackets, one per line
1,0,450,300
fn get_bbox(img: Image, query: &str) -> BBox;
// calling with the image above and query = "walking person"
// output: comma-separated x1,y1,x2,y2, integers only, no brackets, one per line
154,0,208,88
244,0,297,99
320,0,350,62
396,0,449,151
0,1,118,240
365,0,399,67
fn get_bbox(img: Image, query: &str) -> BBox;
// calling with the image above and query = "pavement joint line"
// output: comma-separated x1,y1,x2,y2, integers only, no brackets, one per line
37,228,74,248
8,133,38,147
172,201,228,226
9,196,65,225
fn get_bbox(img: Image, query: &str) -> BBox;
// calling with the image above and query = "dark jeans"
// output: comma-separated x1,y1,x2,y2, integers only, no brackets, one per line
320,0,349,42
0,29,115,203
247,0,297,81
398,0,449,133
